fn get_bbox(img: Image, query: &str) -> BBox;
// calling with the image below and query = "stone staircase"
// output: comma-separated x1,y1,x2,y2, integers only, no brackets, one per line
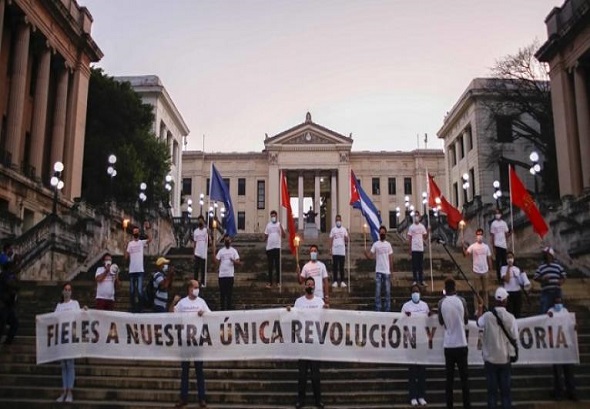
0,235,588,408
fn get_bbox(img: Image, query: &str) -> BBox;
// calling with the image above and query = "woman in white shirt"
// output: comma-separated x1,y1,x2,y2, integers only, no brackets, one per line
54,282,80,403
500,251,528,318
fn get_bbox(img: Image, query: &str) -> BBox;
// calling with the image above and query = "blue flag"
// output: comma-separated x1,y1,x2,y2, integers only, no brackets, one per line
209,164,237,237
350,170,382,242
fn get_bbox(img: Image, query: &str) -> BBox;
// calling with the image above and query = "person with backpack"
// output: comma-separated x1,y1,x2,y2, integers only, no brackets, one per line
150,257,175,312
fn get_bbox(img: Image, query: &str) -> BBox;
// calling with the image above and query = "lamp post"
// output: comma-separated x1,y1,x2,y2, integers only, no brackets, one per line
395,206,401,228
493,180,502,209
106,154,117,201
199,193,204,216
404,195,411,223
529,151,541,196
138,182,147,221
165,175,173,208
462,173,470,206
187,198,193,219
50,161,65,215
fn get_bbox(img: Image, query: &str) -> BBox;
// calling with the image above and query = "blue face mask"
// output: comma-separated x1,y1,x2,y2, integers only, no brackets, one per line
553,303,563,312
411,292,420,303
336,221,342,228
310,252,318,261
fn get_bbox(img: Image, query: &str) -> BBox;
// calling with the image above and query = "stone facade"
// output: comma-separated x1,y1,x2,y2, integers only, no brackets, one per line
115,75,189,216
0,0,102,236
182,113,445,235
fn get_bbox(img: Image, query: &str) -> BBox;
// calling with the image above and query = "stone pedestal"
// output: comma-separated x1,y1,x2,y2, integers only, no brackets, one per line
304,222,318,240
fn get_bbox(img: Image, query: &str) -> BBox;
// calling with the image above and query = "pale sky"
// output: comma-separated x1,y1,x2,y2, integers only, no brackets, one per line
79,0,562,153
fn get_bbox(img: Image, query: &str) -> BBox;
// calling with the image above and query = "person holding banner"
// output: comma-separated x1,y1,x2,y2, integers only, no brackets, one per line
329,214,348,288
534,247,566,314
265,210,285,289
407,211,428,287
364,226,394,312
171,280,210,409
214,234,241,310
192,215,209,287
54,282,81,403
298,244,330,306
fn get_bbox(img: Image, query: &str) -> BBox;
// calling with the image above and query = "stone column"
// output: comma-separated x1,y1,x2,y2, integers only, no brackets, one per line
29,47,52,179
50,64,70,173
331,172,337,229
314,175,320,230
0,0,5,57
574,64,590,190
5,21,30,168
298,173,304,230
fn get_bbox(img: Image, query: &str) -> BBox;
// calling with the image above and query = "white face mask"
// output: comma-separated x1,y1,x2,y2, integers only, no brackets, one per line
271,216,277,223
310,252,318,261
507,258,514,265
495,214,501,220
336,221,342,228
192,289,199,298
105,260,112,266
162,264,169,272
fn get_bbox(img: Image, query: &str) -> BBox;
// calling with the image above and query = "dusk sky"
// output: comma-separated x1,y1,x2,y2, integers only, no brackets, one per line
80,0,561,153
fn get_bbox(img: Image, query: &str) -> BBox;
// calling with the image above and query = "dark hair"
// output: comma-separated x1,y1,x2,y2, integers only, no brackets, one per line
103,253,112,259
60,282,73,303
335,214,342,220
309,244,318,252
410,284,421,293
304,277,315,286
475,228,484,235
379,225,387,233
223,234,230,240
444,277,456,293
506,251,515,258
270,210,277,216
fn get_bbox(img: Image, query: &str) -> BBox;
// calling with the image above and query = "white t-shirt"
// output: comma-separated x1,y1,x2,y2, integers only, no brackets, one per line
407,223,427,252
265,221,282,250
438,295,468,348
127,239,148,273
294,295,325,309
490,219,509,249
55,299,80,313
95,266,116,300
174,296,211,313
193,227,208,258
329,226,348,256
216,246,240,278
500,265,523,292
401,299,430,315
466,242,491,274
477,307,518,364
370,240,393,274
300,260,329,299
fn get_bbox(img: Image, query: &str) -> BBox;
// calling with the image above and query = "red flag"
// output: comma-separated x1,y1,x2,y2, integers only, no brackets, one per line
428,173,463,230
280,171,297,255
350,170,360,205
509,165,548,238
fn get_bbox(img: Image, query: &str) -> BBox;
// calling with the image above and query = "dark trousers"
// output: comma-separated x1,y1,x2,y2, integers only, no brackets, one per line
0,305,18,343
332,255,345,283
553,364,576,399
411,251,424,283
266,248,280,285
506,290,522,318
194,256,206,285
129,272,143,313
484,361,512,409
540,288,561,314
494,246,507,282
408,365,426,400
218,277,234,310
444,346,471,409
297,359,321,404
180,361,206,403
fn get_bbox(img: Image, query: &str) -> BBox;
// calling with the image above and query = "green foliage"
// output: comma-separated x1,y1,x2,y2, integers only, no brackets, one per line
82,68,171,209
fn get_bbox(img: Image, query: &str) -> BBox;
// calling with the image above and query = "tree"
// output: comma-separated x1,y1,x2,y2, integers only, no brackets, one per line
482,41,559,199
82,68,171,210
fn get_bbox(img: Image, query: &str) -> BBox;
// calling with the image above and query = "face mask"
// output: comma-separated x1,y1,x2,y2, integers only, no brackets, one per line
224,241,231,248
271,216,277,223
133,233,140,239
414,217,419,224
507,258,514,265
198,223,204,228
162,264,169,272
305,287,314,295
495,214,501,220
336,221,342,228
554,303,563,312
62,290,71,300
310,252,318,261
192,289,199,298
380,233,386,241
411,292,420,303
104,260,112,266
476,235,483,243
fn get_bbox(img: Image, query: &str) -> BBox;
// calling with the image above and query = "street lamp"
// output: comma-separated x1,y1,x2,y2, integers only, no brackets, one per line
187,198,193,216
139,182,147,203
404,195,411,222
395,206,401,227
199,193,205,216
529,151,541,196
462,173,470,205
492,180,502,209
165,175,173,208
106,154,117,201
50,161,64,215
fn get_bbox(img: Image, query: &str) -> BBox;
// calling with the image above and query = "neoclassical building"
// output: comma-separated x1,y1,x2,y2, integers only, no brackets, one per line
536,0,590,197
0,0,102,234
182,113,445,234
115,75,190,216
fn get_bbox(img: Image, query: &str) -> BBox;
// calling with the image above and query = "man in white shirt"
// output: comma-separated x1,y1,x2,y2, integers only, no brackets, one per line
365,226,394,312
329,214,349,288
476,287,518,409
125,225,151,312
264,210,285,288
298,244,330,306
407,211,428,287
490,209,511,283
171,280,210,409
547,297,577,401
95,253,119,311
214,234,241,310
463,228,492,309
438,278,471,409
192,215,209,286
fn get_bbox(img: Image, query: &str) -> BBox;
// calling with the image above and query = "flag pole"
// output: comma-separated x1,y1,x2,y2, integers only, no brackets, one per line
508,164,515,253
347,216,351,293
426,170,434,293
206,163,213,288
279,170,283,294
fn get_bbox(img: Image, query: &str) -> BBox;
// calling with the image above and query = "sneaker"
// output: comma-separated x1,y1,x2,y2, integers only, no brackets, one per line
412,281,417,286
56,392,66,402
418,397,427,406
265,283,272,289
341,282,347,288
411,398,419,407
332,281,338,288
65,392,73,403
199,400,208,408
174,400,188,408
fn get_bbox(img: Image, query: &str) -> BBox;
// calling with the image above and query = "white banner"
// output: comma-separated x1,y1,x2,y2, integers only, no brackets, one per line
36,308,579,366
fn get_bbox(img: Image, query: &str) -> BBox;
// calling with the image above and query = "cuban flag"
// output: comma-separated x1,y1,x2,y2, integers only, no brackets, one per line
350,170,382,242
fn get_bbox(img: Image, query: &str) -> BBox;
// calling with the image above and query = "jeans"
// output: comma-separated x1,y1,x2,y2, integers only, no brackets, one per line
411,251,424,283
0,305,18,343
219,277,234,310
297,360,322,404
375,272,391,312
266,248,280,285
494,246,507,282
506,290,522,318
60,359,75,389
332,255,345,283
408,365,426,400
484,361,511,409
194,256,206,285
444,347,470,409
540,288,561,314
180,361,206,402
129,272,143,313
